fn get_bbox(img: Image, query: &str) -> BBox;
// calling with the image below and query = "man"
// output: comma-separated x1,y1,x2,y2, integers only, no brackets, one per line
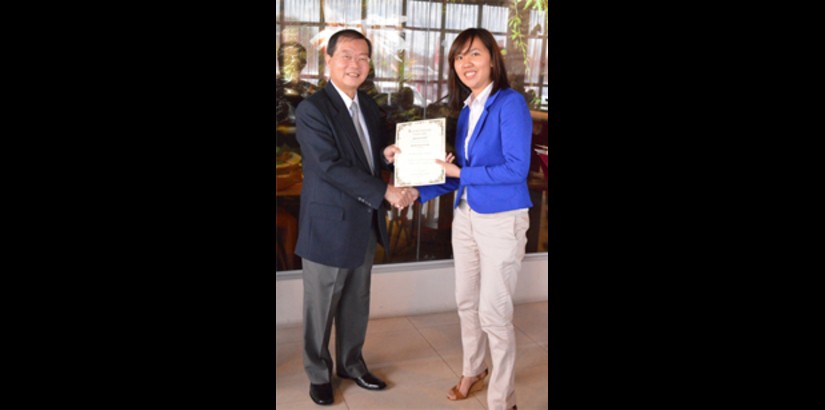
293,29,414,406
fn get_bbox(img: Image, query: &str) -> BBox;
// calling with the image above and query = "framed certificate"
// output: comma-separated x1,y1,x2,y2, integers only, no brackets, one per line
393,118,446,187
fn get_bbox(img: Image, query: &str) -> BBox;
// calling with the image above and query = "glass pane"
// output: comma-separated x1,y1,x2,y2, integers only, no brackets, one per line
325,0,363,24
402,29,440,83
375,80,397,93
407,1,441,28
415,194,455,261
530,9,547,37
382,203,417,263
525,85,542,108
443,31,458,65
527,38,543,84
482,5,508,34
282,0,321,23
445,3,477,30
368,28,405,82
367,0,403,22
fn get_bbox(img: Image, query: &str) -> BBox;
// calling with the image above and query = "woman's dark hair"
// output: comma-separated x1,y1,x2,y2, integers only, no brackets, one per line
446,28,509,112
326,29,372,58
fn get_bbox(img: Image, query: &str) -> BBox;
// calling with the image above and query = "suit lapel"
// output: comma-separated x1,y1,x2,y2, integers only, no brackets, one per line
467,110,489,158
465,89,501,161
457,107,469,166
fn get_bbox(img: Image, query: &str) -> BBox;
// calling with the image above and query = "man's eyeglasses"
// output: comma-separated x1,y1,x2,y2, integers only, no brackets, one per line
337,54,370,64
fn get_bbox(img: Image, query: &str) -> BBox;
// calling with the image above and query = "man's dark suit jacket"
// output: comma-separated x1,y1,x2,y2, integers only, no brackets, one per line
294,82,391,269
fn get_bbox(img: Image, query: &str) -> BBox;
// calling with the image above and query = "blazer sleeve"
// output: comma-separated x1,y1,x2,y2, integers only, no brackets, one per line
460,92,532,186
296,100,387,209
416,177,460,204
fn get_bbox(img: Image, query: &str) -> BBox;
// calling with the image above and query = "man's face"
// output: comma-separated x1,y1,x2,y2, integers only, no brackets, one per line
325,37,370,98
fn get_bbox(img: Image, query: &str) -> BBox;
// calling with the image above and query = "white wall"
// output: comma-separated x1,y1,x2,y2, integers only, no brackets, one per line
276,253,548,326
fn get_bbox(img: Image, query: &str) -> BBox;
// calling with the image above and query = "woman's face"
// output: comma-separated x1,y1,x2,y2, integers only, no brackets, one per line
453,37,493,96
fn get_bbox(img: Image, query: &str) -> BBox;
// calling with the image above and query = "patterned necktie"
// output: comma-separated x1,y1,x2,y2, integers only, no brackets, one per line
351,100,374,173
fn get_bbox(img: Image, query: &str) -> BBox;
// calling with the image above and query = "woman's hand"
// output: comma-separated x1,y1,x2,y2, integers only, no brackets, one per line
435,152,460,178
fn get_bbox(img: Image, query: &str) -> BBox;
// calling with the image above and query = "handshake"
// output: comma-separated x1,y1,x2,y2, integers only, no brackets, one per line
384,184,419,210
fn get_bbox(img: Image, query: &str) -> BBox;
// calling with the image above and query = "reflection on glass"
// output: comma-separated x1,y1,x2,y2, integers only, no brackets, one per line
278,42,316,103
324,0,363,23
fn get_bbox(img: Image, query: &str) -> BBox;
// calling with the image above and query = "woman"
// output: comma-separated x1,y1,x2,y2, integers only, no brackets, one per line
407,28,533,410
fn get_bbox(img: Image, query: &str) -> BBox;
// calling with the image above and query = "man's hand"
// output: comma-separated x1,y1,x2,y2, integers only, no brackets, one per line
435,152,460,178
397,187,419,210
385,184,419,209
384,144,401,164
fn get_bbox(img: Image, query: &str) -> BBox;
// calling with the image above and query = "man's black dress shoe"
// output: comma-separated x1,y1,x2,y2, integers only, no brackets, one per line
309,383,334,405
336,371,387,390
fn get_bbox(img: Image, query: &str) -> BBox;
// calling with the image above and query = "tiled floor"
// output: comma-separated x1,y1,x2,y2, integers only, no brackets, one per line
276,301,548,409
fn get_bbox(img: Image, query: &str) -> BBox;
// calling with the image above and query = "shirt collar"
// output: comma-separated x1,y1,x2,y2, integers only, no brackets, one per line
330,79,358,110
463,81,494,108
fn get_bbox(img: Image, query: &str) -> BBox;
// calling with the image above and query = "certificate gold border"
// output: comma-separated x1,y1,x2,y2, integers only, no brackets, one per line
394,118,446,187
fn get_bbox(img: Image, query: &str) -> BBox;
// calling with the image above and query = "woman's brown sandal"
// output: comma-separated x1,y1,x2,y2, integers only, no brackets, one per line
447,368,489,401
